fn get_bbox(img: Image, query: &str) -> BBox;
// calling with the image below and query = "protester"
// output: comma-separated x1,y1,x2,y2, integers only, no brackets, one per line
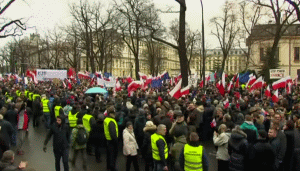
213,124,230,171
142,121,157,171
0,150,27,170
179,132,209,171
70,120,88,170
43,116,70,171
123,121,139,171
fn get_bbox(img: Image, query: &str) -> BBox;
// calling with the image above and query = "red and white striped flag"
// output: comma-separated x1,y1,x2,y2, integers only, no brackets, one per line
265,85,271,98
272,89,279,103
169,79,182,99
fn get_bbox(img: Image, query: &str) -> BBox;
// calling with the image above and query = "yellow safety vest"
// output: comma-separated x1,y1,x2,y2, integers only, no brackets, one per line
28,92,33,101
42,99,50,113
184,144,203,171
54,106,62,118
24,90,28,98
33,94,40,101
82,114,93,132
104,117,119,140
68,111,78,128
16,90,20,97
151,133,168,161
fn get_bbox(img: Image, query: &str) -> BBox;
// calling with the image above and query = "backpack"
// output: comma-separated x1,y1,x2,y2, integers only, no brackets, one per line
76,127,88,145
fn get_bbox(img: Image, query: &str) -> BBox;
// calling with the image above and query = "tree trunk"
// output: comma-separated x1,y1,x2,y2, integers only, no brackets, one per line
178,3,188,87
135,22,140,80
89,29,95,73
221,53,227,72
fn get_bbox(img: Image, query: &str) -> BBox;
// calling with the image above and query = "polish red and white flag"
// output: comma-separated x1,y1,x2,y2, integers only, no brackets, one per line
272,89,279,103
272,76,292,90
235,74,240,88
250,76,264,92
169,79,182,99
181,85,190,96
265,85,271,98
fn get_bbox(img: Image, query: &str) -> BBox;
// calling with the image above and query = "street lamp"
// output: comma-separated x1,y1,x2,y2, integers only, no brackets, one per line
200,0,206,87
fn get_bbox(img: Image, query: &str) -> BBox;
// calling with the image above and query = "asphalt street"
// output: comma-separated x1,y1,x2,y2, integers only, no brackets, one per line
12,119,218,171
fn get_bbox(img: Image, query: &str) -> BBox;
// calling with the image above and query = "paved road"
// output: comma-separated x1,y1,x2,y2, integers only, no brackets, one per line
13,120,218,171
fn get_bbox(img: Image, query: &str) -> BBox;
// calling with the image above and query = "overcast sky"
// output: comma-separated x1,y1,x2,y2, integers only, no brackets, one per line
0,0,227,48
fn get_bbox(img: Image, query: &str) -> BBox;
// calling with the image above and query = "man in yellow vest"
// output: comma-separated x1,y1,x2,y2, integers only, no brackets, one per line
68,104,79,132
82,107,96,156
179,132,209,171
151,124,168,171
41,94,51,129
104,106,118,171
54,102,64,120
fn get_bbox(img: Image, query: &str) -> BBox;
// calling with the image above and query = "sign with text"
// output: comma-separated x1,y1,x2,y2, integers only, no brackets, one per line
270,69,286,79
36,69,67,81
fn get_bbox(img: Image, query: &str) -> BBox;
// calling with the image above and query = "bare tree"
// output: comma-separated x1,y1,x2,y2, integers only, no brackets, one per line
142,37,163,76
62,24,82,72
151,0,189,86
47,28,66,69
249,0,298,81
168,19,201,75
114,0,160,79
69,0,96,72
210,1,240,73
286,0,300,21
238,1,262,69
0,0,27,38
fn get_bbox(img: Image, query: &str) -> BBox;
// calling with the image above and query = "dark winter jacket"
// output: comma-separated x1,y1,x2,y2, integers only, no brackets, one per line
248,139,275,171
4,110,17,127
134,113,147,148
240,121,258,145
141,128,156,159
44,121,70,150
0,120,13,147
284,129,295,171
269,136,282,170
89,121,106,147
228,128,249,171
0,161,21,171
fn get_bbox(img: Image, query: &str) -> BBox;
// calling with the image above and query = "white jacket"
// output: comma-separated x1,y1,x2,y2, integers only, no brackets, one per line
123,128,139,156
213,132,231,161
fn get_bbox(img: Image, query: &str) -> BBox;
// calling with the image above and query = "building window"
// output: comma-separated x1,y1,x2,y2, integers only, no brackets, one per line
295,47,300,61
260,48,264,61
218,51,220,55
235,51,237,54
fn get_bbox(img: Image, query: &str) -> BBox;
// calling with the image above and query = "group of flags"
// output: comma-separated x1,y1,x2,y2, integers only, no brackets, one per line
168,71,297,104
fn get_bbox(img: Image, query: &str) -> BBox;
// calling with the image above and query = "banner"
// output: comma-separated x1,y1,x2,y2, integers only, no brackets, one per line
97,78,116,87
270,69,286,79
36,69,67,81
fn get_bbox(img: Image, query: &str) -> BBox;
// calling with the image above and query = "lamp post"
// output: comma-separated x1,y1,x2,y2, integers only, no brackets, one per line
200,0,206,87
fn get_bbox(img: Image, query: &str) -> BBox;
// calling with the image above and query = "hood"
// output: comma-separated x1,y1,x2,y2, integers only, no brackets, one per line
231,129,247,139
197,105,204,112
174,135,187,144
76,124,85,129
143,125,157,133
126,102,133,110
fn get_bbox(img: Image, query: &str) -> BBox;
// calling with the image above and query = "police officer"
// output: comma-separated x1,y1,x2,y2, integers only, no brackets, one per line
179,132,209,171
54,102,64,119
104,106,118,171
152,124,168,171
68,104,79,132
32,91,41,102
82,107,96,155
41,94,51,129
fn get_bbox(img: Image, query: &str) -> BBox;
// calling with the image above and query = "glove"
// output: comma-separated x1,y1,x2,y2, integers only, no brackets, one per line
43,146,47,153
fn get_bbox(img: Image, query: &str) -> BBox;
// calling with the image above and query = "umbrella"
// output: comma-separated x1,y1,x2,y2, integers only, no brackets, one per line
85,87,108,94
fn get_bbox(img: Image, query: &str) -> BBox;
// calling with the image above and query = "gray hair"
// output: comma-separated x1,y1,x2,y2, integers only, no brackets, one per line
157,124,166,132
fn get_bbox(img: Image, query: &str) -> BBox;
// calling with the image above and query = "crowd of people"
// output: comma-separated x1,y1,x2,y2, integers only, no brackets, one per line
0,76,299,171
